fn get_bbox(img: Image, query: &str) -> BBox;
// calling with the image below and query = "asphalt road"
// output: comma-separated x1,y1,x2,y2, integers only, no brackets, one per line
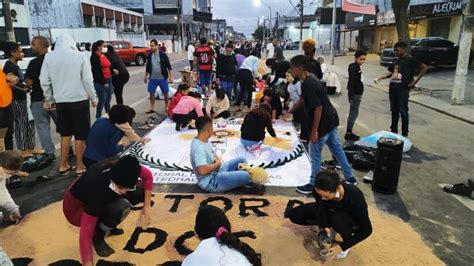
5,54,474,265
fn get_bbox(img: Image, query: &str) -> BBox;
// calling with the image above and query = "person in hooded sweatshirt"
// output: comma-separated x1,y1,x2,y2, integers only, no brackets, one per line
40,33,98,177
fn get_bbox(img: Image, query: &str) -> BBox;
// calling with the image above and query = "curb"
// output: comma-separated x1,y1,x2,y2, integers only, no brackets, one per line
329,66,474,125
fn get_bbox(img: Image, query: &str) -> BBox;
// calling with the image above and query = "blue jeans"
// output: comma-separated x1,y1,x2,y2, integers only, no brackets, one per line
240,139,261,148
308,127,353,185
201,157,252,193
95,80,113,118
220,79,235,100
389,88,409,136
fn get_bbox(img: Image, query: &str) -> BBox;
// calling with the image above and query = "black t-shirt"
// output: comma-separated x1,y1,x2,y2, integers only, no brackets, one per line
388,54,422,90
216,54,237,79
69,159,122,216
269,60,291,87
3,60,26,101
25,54,46,102
300,73,339,138
312,182,372,251
307,57,323,80
347,62,364,95
241,110,276,142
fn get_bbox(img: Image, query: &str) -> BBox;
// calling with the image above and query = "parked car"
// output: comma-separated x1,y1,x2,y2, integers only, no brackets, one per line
380,37,459,67
108,40,150,66
0,46,36,75
286,41,300,50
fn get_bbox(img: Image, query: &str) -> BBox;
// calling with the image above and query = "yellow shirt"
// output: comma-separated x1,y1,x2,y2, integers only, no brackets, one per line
0,72,13,108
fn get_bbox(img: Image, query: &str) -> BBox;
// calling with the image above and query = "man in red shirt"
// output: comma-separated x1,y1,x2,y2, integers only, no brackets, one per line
194,37,215,97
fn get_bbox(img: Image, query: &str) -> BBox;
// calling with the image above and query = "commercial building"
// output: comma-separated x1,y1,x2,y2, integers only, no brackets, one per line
28,0,145,45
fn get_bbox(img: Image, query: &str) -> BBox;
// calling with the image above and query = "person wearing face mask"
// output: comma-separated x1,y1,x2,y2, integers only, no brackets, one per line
91,40,114,118
216,43,237,101
62,155,153,266
287,170,372,260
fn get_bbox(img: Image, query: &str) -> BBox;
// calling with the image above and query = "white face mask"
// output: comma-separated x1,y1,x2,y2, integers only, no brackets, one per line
109,181,125,195
101,47,108,54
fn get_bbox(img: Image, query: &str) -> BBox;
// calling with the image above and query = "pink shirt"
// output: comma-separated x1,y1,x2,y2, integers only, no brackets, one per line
172,96,204,117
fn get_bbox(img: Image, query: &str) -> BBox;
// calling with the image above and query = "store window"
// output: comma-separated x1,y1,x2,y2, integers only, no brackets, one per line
83,15,93,28
429,18,450,39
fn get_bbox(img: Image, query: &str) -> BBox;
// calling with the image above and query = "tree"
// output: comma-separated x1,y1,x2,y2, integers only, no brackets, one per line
2,0,16,41
252,26,265,41
392,0,410,45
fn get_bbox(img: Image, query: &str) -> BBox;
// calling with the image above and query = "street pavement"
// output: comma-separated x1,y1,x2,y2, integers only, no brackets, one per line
5,52,473,265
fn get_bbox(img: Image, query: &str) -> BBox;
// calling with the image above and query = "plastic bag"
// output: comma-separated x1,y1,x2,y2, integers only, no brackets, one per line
355,131,412,153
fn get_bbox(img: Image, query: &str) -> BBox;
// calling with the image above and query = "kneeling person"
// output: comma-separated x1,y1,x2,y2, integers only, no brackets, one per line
172,91,204,131
62,156,153,265
190,116,266,193
206,89,230,119
287,170,372,260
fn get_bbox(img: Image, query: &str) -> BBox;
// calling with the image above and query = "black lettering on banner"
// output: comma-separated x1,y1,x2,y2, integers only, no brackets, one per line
199,196,233,212
239,198,270,217
96,259,134,266
174,230,196,255
164,194,195,213
284,200,304,218
12,258,34,265
123,227,168,254
48,259,81,266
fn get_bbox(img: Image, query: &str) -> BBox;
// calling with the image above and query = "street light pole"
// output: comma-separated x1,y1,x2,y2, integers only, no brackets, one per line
255,0,272,38
329,0,337,65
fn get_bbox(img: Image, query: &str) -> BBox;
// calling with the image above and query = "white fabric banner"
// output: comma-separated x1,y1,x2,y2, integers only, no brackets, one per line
125,118,311,187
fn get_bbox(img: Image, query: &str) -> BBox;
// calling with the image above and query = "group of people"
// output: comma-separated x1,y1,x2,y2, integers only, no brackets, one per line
0,30,429,265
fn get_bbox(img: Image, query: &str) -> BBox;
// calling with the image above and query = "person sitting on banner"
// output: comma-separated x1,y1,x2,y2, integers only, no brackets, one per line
183,205,262,266
205,89,230,119
287,170,372,260
240,103,278,152
83,105,149,167
259,89,283,121
63,156,153,265
172,91,204,131
0,151,23,225
167,83,192,119
190,116,264,193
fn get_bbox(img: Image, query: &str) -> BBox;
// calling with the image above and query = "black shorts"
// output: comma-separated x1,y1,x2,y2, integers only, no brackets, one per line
56,100,90,140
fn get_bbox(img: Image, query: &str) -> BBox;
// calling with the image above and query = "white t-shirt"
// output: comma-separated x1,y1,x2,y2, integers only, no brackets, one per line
266,43,274,58
188,45,195,61
182,237,252,266
287,81,302,103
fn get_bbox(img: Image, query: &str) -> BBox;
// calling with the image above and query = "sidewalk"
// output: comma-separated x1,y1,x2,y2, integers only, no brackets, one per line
283,51,474,124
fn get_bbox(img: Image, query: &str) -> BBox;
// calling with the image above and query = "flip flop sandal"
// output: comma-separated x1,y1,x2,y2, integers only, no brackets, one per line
145,110,156,114
76,169,87,177
59,165,76,176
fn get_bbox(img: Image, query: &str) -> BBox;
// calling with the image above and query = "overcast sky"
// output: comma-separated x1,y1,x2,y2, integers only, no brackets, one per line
212,0,318,36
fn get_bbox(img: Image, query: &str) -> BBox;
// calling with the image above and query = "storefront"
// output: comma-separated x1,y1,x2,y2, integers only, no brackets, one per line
344,12,376,53
409,0,465,44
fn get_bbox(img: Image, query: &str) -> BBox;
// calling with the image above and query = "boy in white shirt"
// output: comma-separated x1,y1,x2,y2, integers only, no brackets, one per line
206,89,230,119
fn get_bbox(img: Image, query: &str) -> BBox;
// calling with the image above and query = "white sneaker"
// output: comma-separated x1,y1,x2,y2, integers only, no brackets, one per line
336,248,350,259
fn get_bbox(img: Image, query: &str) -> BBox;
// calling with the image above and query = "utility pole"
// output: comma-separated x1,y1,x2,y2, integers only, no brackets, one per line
299,0,304,53
176,0,182,52
451,0,473,105
329,0,337,65
2,0,16,42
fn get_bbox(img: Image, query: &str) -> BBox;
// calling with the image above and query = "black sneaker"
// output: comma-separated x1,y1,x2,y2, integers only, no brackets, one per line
45,153,56,163
238,184,265,195
321,160,341,170
345,177,359,186
443,183,473,198
344,132,360,141
296,183,314,195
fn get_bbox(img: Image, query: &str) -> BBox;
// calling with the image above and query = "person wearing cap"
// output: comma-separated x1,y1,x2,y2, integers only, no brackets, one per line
62,155,153,266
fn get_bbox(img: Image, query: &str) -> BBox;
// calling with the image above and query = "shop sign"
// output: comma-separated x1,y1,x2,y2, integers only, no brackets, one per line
377,9,395,25
410,0,464,20
345,12,376,29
